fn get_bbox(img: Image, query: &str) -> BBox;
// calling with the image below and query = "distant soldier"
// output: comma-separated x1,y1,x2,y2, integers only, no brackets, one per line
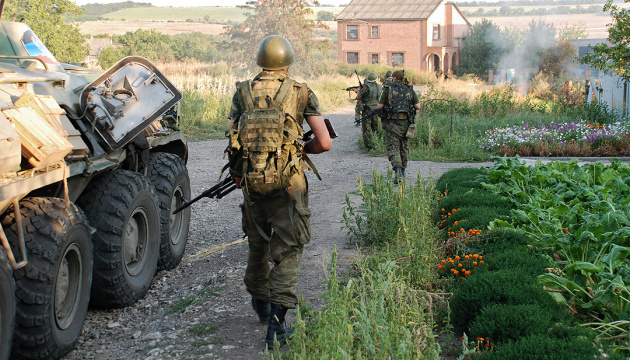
354,72,382,149
377,69,421,183
382,70,393,87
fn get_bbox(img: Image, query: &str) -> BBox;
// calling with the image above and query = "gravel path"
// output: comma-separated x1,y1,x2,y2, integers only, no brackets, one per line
64,105,492,360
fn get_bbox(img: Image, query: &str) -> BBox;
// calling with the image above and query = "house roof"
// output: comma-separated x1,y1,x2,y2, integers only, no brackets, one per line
336,0,444,21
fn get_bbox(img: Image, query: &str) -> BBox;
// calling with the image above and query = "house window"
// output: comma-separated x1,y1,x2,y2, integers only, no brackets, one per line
433,24,440,40
347,25,358,40
347,52,359,64
371,26,379,38
371,53,379,64
392,53,404,67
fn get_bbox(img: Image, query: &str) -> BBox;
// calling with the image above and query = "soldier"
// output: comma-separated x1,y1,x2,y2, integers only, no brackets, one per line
226,35,332,347
377,69,421,184
353,77,367,126
354,72,382,149
382,70,393,87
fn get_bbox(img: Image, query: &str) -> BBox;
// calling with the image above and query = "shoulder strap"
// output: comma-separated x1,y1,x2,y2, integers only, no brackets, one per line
240,80,255,110
272,79,294,108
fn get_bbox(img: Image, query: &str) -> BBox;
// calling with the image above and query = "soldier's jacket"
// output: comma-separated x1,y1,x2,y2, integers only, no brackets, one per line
382,76,393,87
359,81,382,109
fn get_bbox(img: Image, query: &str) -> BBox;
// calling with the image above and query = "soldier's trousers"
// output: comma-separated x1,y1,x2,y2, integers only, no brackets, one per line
354,101,363,120
360,106,379,149
241,176,311,309
384,121,409,169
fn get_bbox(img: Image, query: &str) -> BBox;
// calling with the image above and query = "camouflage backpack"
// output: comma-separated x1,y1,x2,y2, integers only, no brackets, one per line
387,82,415,119
227,78,307,195
363,81,382,108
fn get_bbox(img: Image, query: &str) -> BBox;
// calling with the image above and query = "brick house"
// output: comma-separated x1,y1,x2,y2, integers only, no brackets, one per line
336,0,470,73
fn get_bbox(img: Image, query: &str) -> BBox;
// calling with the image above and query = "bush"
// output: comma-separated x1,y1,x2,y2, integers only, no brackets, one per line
475,332,621,360
468,303,567,344
435,167,486,194
477,248,551,276
450,269,559,330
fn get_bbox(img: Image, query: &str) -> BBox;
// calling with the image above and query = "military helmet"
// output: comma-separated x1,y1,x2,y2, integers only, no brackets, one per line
392,70,404,79
385,70,393,78
256,35,296,70
366,72,378,82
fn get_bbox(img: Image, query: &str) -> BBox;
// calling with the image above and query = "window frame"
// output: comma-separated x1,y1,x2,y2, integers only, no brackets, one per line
370,25,380,39
433,24,441,40
391,52,405,67
346,51,359,64
346,24,359,40
370,53,379,65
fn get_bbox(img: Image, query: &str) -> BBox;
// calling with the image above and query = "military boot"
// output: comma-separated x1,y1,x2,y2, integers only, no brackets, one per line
393,167,402,184
265,303,293,348
251,296,271,323
401,168,406,180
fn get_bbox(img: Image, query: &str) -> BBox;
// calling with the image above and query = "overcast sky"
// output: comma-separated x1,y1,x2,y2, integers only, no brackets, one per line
71,0,350,7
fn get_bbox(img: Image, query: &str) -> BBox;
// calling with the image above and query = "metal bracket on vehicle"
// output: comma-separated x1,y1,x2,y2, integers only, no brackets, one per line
0,199,28,270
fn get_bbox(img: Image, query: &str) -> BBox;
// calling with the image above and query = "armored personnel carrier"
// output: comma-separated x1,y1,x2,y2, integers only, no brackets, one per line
0,6,191,360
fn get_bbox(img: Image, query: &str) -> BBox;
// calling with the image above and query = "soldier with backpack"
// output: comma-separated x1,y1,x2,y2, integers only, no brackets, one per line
354,72,382,149
226,35,332,348
377,69,421,184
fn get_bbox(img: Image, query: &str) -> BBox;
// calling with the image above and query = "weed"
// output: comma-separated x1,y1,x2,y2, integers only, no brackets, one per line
189,323,219,336
166,286,225,315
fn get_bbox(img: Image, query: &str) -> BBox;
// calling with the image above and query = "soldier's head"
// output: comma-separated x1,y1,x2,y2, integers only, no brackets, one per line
392,70,404,82
256,35,295,71
385,70,393,78
366,72,378,83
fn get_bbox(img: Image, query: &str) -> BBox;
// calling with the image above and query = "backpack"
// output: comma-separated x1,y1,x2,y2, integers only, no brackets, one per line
363,82,382,108
227,78,306,195
387,82,415,119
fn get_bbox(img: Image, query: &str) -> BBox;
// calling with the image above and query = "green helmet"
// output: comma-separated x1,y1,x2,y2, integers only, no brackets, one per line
385,70,393,78
392,70,404,80
256,35,296,70
366,72,378,82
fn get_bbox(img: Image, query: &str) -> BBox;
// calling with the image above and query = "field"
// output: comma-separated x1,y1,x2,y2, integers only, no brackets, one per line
468,12,613,38
99,6,345,22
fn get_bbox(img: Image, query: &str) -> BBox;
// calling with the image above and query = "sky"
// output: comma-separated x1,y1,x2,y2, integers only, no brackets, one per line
71,0,350,7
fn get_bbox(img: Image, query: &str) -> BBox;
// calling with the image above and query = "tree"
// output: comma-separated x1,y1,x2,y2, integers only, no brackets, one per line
3,0,88,63
316,10,335,21
225,0,330,76
456,18,504,78
580,0,630,82
539,40,576,76
559,22,588,41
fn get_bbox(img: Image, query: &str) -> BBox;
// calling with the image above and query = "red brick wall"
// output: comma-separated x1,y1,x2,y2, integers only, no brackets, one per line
337,20,425,70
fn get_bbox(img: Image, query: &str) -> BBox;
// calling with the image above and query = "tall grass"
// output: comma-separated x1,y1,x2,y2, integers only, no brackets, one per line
268,169,441,358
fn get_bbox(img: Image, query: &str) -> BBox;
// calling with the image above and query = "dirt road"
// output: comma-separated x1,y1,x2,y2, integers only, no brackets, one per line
64,105,492,360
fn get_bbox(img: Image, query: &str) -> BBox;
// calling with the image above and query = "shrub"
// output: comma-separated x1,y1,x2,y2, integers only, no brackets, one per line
477,248,551,277
435,167,486,194
474,332,622,360
468,303,566,344
450,269,559,330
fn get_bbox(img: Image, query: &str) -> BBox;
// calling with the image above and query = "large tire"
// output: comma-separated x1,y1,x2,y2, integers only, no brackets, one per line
77,170,160,308
1,198,92,360
147,153,191,271
0,249,15,360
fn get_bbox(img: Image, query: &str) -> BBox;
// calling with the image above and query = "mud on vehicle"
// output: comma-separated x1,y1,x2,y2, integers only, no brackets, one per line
0,8,191,360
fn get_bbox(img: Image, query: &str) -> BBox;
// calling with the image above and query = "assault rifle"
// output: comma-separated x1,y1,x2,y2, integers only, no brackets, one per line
172,176,236,214
342,70,363,92
172,119,337,215
354,108,384,125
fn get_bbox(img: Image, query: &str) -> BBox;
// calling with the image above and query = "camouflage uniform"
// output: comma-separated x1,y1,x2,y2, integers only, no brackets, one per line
228,70,321,309
382,76,393,87
353,78,367,122
379,79,419,171
358,80,382,149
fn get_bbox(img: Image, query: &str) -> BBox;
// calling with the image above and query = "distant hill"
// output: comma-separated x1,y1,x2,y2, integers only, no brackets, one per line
74,1,154,21
97,6,344,24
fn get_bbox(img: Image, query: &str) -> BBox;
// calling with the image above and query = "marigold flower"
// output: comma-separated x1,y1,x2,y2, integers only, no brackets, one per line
441,260,446,264
479,256,483,260
473,262,478,266
465,271,472,276
480,261,485,264
472,254,479,259
465,255,470,259
457,263,462,268
455,256,460,261
453,270,459,275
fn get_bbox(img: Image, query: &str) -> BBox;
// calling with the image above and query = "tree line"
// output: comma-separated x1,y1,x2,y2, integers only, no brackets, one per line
462,4,604,17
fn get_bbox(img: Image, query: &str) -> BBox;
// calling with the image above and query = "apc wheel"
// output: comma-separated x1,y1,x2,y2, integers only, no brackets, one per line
1,198,92,360
77,170,159,308
0,248,15,360
147,153,191,270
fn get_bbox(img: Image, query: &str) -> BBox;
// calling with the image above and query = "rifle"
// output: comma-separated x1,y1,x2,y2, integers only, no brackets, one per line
173,119,337,215
303,118,338,141
354,107,383,125
172,176,237,214
342,70,364,92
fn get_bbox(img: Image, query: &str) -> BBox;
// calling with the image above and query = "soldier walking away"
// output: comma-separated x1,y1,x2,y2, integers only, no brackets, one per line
354,72,382,149
377,69,421,184
353,77,367,126
226,35,332,348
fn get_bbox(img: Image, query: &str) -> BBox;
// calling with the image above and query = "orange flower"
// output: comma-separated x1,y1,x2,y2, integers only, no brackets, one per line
472,254,479,259
441,260,446,264
458,263,463,268
473,262,478,266
465,255,470,259
453,270,460,275
455,256,460,261
465,271,472,276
